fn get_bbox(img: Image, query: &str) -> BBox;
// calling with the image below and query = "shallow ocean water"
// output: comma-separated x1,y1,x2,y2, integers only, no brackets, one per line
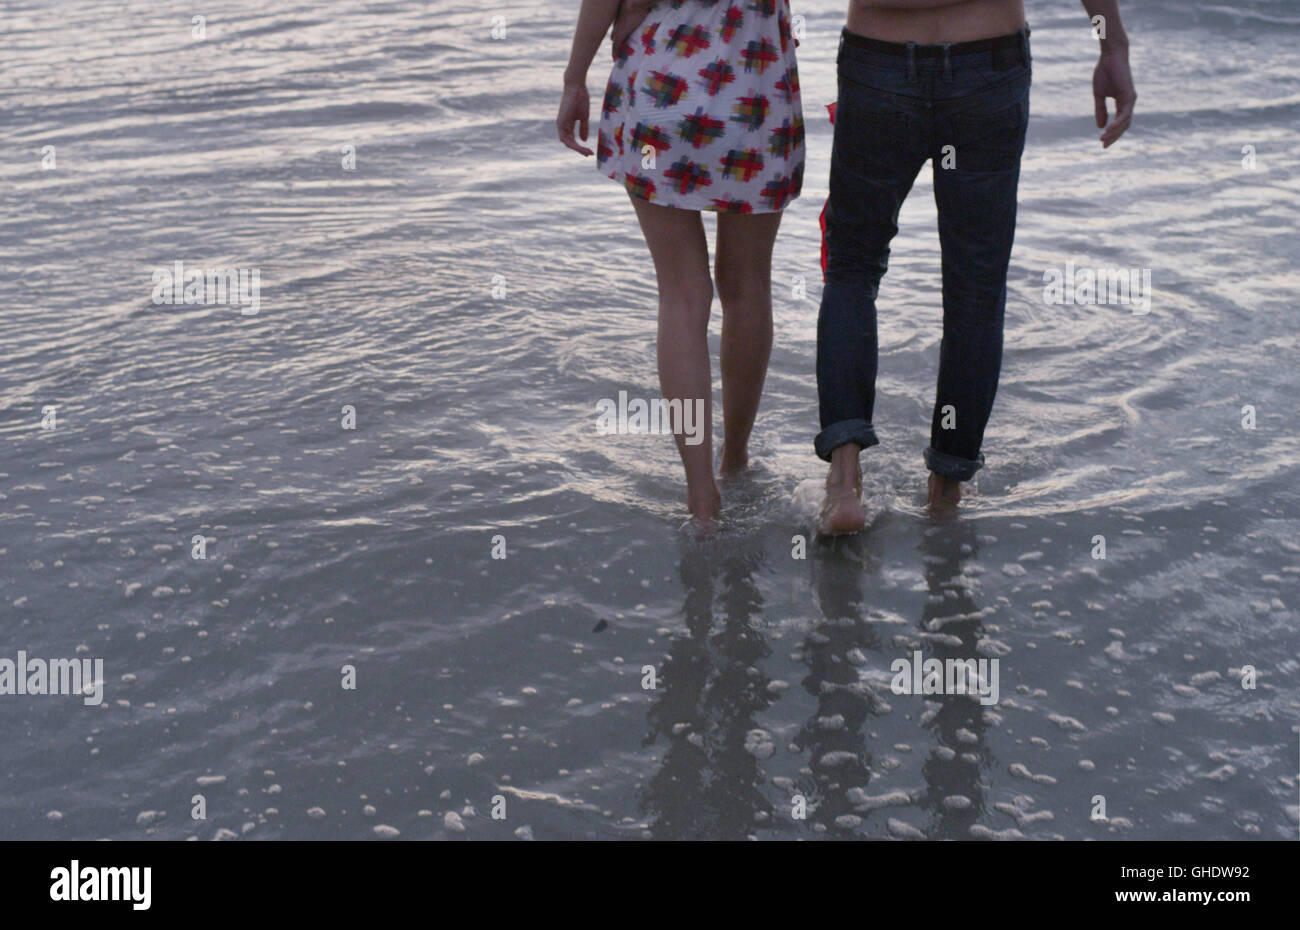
0,0,1297,840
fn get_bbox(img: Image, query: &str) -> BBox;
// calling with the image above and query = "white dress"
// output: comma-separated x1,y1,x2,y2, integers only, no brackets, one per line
596,0,805,213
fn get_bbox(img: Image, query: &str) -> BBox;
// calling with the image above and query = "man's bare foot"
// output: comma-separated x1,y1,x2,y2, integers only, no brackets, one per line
820,482,866,535
927,473,961,514
718,443,749,479
819,444,865,535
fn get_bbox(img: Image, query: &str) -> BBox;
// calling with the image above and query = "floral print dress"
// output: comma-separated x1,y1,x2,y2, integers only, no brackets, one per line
597,0,804,214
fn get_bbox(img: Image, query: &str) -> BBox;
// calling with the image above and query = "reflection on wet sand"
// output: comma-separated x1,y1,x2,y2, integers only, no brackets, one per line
640,543,774,839
914,520,991,839
639,517,998,839
796,533,885,835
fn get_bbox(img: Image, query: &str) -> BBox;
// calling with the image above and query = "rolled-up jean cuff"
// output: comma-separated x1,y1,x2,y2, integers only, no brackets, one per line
924,446,984,481
815,419,880,462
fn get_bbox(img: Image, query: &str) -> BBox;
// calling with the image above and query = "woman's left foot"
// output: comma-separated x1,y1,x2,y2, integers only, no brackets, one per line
718,443,749,479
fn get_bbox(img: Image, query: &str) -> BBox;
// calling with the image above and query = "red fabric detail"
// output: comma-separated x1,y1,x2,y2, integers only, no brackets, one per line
819,102,836,277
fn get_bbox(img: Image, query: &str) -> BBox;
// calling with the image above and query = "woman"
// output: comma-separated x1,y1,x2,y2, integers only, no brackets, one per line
557,0,805,531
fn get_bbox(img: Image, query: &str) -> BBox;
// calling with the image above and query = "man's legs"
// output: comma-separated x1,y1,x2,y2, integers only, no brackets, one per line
928,63,1030,510
817,45,927,533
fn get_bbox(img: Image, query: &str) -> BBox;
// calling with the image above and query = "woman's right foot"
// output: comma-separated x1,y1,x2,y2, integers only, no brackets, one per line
687,482,722,532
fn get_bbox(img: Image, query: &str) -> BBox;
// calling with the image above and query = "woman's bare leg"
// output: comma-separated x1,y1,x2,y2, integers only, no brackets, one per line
714,210,781,477
628,194,719,524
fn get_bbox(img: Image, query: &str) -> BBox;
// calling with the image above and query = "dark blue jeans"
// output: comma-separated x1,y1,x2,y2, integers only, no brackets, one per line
815,27,1031,480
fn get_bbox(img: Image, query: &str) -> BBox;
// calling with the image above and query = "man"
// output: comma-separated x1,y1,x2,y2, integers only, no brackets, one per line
818,0,1136,532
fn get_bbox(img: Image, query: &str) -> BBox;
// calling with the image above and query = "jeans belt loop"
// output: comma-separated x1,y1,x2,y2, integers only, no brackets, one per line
905,41,918,83
940,43,952,83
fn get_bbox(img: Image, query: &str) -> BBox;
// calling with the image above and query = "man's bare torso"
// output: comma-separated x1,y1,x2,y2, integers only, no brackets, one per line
848,0,1027,44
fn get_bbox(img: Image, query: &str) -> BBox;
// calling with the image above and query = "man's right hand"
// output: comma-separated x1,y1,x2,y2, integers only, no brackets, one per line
1082,0,1136,148
1092,48,1136,147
